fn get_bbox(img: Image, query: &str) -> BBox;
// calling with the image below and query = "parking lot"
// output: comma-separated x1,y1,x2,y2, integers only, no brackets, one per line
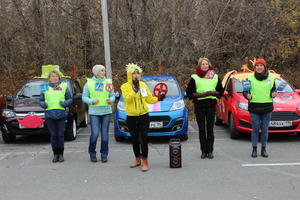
0,122,300,200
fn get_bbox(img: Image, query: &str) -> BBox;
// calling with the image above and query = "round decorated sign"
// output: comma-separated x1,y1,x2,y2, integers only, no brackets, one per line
153,83,168,98
105,83,114,92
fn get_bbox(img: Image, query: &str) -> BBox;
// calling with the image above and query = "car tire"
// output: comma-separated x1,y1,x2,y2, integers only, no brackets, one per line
66,117,77,141
80,112,89,128
2,133,16,143
179,133,188,141
229,114,241,139
215,115,223,126
114,133,124,142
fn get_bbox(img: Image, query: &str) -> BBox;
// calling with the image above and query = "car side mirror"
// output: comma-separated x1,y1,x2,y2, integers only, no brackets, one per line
6,96,13,101
183,92,187,99
115,93,121,100
295,89,300,94
73,93,82,100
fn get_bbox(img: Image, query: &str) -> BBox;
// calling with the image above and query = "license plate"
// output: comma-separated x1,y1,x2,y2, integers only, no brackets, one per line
149,121,163,129
19,123,44,129
269,121,292,127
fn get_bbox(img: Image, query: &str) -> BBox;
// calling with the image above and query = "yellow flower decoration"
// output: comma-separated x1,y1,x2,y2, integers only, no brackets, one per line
126,63,142,74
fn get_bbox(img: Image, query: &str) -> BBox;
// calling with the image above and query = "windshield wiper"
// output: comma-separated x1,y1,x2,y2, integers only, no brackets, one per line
18,94,31,98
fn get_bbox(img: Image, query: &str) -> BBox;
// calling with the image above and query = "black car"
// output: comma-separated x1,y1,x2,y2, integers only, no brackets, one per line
0,77,88,143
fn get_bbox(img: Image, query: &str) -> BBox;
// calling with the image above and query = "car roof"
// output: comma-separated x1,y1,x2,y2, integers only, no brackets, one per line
222,70,281,88
28,78,72,82
142,75,176,80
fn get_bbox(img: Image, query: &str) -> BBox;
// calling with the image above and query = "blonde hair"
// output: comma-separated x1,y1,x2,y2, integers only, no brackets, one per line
48,71,60,79
197,57,212,67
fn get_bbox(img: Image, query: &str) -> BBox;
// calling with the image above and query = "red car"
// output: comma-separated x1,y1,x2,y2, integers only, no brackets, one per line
216,70,300,139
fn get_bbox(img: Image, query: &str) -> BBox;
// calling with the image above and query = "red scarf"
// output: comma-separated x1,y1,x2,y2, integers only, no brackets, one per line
195,66,214,78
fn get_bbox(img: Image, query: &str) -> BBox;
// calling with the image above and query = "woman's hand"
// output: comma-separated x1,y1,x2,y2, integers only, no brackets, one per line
247,94,252,100
93,99,99,104
106,99,111,104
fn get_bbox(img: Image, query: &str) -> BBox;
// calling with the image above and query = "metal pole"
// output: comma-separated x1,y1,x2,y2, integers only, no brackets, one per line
101,0,112,78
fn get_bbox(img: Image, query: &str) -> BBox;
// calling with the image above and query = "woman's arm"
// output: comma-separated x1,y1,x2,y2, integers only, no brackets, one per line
82,83,94,105
121,84,136,103
62,89,73,107
185,78,196,100
39,92,47,109
108,89,115,103
145,85,158,104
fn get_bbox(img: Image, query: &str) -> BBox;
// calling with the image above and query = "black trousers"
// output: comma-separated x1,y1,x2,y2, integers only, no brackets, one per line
126,113,150,158
194,102,216,153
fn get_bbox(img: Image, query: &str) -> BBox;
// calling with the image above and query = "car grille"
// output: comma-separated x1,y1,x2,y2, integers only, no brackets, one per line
15,112,45,118
149,116,170,126
271,111,300,121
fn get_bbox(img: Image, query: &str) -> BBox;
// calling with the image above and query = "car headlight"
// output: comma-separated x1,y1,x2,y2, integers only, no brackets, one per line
236,101,248,111
117,101,125,111
2,109,16,118
170,100,185,111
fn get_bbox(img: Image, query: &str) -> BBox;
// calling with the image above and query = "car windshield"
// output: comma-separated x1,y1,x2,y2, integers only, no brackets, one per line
16,79,71,99
233,77,294,93
143,78,180,97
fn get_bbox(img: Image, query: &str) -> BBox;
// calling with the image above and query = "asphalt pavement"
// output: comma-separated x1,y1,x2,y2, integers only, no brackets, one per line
0,122,300,200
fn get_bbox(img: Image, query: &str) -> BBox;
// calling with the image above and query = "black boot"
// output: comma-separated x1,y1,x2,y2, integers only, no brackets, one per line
201,152,207,159
207,152,214,159
52,149,59,163
251,147,257,158
261,147,269,158
58,148,64,162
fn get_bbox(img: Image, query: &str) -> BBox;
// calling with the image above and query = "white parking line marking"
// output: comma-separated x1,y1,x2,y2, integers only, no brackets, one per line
242,162,300,167
0,154,7,161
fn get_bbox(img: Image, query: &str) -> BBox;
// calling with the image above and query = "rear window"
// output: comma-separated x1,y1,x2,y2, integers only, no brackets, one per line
233,77,294,93
16,79,72,99
143,78,180,97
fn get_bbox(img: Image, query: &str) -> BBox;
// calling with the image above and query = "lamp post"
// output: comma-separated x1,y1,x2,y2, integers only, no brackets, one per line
101,0,112,78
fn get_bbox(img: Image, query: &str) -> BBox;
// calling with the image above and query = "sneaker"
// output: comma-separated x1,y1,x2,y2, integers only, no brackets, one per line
90,157,98,163
101,157,108,163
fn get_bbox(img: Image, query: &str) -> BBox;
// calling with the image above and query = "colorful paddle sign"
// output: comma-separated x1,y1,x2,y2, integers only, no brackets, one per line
153,83,168,98
105,83,114,92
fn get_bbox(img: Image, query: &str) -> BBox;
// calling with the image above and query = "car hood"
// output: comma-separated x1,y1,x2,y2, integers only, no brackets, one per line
13,98,44,112
273,93,300,110
147,96,183,112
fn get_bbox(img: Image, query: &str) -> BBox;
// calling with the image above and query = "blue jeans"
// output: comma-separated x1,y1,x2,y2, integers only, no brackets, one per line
46,118,65,152
250,112,272,148
89,114,111,158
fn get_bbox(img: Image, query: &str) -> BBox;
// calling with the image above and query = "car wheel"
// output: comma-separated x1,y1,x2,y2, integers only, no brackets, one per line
114,133,124,142
229,114,241,139
179,133,188,141
215,115,223,126
2,133,16,143
66,117,77,141
80,112,89,127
